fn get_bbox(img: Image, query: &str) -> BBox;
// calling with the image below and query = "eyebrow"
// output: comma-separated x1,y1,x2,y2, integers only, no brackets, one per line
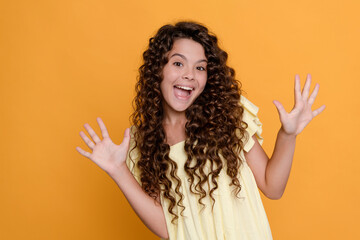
169,53,207,63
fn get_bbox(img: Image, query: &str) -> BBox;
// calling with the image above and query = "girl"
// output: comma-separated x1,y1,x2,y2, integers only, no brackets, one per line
76,21,325,240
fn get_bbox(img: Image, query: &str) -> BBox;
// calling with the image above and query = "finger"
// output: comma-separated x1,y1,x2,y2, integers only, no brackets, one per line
312,105,326,117
76,146,91,158
273,100,287,118
84,123,102,143
294,74,301,104
301,73,312,100
121,128,131,151
308,83,320,105
79,131,95,149
97,117,110,139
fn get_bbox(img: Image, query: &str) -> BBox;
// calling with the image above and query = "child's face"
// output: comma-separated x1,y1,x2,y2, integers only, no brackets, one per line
160,38,208,115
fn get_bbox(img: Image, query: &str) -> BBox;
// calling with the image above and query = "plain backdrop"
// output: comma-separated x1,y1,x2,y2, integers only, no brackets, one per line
1,0,359,239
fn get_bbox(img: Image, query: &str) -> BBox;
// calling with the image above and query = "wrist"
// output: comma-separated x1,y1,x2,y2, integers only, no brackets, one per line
107,162,129,179
279,127,297,139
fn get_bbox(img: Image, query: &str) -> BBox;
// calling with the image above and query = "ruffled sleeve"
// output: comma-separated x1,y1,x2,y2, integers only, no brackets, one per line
240,95,264,152
125,126,142,185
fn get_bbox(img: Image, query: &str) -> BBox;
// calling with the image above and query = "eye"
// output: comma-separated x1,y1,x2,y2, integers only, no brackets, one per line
197,66,206,71
173,62,183,67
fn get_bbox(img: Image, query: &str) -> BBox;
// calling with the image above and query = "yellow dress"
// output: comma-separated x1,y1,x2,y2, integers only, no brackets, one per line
126,95,273,240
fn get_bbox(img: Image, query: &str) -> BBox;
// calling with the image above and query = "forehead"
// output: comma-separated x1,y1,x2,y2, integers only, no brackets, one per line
167,38,206,59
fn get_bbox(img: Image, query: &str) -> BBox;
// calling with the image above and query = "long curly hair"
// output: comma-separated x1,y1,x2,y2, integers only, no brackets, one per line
130,21,249,224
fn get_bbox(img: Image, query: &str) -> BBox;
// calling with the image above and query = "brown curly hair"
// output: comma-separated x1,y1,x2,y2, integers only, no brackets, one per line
130,21,249,224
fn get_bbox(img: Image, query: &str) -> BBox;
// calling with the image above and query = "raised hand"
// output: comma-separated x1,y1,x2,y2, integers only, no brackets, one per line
272,74,326,136
76,117,131,175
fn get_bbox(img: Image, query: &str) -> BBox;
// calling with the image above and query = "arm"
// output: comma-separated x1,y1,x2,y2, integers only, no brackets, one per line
244,129,296,199
76,118,169,239
244,74,325,199
108,165,169,239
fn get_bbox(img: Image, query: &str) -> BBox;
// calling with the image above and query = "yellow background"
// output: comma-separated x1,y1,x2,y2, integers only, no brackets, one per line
1,0,359,239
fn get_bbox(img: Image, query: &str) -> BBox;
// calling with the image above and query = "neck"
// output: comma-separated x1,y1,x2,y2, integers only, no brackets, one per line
162,109,187,146
162,110,187,127
161,100,188,127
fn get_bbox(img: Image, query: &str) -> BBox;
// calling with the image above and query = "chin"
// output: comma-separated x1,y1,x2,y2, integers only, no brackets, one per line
173,105,190,112
171,100,195,112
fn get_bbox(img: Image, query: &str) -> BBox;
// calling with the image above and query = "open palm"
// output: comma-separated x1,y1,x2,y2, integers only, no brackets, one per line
273,74,326,136
76,117,131,175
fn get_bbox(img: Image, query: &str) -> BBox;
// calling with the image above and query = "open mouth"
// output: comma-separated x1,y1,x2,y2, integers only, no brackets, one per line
173,85,194,97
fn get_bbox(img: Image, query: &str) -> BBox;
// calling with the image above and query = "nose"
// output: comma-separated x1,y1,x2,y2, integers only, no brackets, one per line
182,67,195,80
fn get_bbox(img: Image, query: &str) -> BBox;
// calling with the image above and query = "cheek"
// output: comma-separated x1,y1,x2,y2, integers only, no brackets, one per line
160,80,168,97
199,75,207,90
196,81,207,97
162,64,178,79
160,69,170,88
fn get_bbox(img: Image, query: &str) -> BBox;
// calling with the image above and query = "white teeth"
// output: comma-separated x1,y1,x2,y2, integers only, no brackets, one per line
175,85,194,91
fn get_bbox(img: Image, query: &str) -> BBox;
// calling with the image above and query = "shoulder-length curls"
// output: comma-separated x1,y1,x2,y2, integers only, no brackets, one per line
130,21,249,224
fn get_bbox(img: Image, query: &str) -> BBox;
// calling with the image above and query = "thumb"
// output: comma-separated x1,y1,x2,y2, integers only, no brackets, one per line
120,128,131,151
273,100,286,119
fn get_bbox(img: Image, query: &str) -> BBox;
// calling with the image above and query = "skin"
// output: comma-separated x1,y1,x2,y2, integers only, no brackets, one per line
74,38,208,239
244,74,326,199
160,38,208,145
75,38,326,237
